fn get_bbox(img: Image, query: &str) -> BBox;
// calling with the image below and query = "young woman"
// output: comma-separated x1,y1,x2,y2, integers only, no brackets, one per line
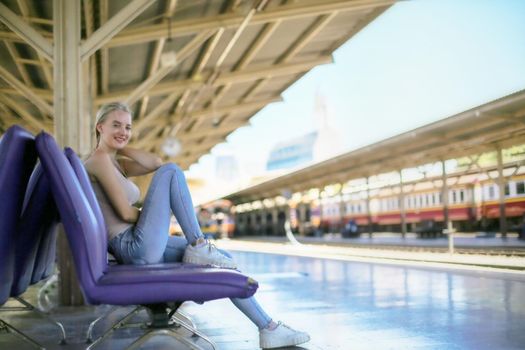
84,102,310,349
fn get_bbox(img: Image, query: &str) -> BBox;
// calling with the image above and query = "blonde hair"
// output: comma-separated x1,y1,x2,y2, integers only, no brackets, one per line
94,102,132,146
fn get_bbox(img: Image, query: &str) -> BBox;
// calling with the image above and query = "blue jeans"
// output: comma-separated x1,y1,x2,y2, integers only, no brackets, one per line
108,164,272,329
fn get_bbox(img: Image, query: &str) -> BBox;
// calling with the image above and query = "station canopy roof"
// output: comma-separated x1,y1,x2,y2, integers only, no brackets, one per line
225,89,525,204
0,0,396,169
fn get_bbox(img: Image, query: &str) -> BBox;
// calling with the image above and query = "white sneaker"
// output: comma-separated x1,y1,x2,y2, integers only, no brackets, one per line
183,242,237,269
259,322,310,349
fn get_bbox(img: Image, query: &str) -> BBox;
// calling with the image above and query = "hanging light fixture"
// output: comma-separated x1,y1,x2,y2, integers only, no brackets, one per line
162,136,181,157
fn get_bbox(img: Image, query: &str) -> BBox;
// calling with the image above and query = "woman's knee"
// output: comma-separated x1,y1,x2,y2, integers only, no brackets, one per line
151,163,183,182
155,162,181,175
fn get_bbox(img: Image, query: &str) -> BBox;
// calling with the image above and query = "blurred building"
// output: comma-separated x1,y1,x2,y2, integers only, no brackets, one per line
266,131,318,171
266,92,343,171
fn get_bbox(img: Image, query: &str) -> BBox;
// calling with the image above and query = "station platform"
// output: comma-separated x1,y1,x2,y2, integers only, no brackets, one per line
247,232,525,249
1,239,525,349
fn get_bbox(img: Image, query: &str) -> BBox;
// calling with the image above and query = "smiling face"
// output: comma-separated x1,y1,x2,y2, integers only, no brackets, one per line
96,109,132,150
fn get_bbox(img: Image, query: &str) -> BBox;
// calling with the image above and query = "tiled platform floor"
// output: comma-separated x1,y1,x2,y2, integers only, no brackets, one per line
1,245,525,349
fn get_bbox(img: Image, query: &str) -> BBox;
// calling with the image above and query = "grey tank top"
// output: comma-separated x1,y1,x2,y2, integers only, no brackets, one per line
90,166,141,240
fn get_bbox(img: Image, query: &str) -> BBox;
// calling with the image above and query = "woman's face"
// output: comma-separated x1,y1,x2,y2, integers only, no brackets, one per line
97,109,132,150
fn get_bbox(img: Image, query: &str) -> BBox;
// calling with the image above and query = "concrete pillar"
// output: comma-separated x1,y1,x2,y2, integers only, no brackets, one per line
299,203,307,236
54,0,92,155
260,209,267,235
338,191,345,235
441,160,450,232
250,211,257,235
54,0,89,306
399,171,407,238
271,208,278,235
497,148,507,237
366,177,372,238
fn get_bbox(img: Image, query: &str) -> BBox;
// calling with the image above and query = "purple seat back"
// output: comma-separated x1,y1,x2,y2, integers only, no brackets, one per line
35,132,106,291
11,164,59,296
36,132,258,306
0,125,37,304
64,147,107,246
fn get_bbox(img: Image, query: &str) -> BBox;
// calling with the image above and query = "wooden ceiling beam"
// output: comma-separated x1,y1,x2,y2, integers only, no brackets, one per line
0,87,52,100
181,0,266,126
4,41,32,86
96,56,332,104
99,0,109,95
80,0,156,61
0,65,53,115
171,96,282,124
108,0,396,47
235,20,280,71
0,2,53,61
133,95,280,137
137,0,178,120
131,123,166,149
191,18,280,130
0,95,51,132
277,12,337,64
242,11,335,103
123,29,215,107
132,91,180,134
4,38,51,121
178,122,242,143
17,0,53,89
177,28,225,119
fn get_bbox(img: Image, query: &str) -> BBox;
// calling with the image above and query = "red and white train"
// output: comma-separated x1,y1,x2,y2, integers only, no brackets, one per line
310,174,525,235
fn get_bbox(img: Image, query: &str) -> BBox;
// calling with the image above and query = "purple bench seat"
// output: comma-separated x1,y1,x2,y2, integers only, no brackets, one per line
36,131,258,349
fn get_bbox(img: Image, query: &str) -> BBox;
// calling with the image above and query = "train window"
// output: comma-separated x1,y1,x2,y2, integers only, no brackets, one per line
451,191,457,204
505,184,510,196
460,190,465,202
517,182,525,195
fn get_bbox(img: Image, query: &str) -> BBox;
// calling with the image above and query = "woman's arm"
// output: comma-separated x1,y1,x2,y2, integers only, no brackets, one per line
118,146,162,177
87,153,140,223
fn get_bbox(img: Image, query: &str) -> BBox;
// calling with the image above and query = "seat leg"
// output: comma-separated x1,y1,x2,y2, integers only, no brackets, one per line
14,297,67,344
173,316,217,350
0,318,45,350
88,304,218,350
36,273,58,312
171,309,197,329
86,306,144,350
127,328,207,350
155,304,217,350
86,306,120,343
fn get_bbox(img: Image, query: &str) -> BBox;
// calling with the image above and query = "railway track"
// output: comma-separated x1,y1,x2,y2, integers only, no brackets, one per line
333,243,525,257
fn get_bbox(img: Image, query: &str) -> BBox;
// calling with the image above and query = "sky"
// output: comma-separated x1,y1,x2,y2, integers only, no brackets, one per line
186,0,525,203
